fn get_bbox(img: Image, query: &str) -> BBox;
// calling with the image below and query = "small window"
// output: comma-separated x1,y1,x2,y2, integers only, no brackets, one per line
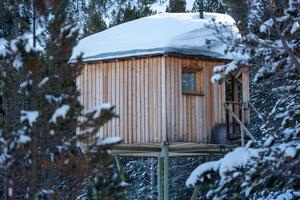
182,72,196,92
181,68,203,95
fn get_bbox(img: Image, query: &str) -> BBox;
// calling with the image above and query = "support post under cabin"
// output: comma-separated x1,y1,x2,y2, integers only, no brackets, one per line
114,155,126,181
163,144,169,200
151,158,155,198
158,156,163,200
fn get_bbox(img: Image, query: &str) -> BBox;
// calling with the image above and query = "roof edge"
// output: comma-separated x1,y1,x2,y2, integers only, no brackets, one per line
70,47,232,63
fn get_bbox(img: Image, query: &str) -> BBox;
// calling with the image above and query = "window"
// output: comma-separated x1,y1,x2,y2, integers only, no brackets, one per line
181,67,203,95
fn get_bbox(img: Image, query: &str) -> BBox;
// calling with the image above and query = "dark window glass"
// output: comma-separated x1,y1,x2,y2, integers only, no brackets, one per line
182,71,196,92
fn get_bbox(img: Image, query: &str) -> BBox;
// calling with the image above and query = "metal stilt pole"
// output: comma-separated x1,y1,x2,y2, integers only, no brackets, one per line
163,143,169,200
191,185,200,200
114,155,125,181
150,158,155,199
158,157,163,200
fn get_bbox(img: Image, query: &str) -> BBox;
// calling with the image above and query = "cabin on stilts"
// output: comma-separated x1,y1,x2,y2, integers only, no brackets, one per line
71,12,256,199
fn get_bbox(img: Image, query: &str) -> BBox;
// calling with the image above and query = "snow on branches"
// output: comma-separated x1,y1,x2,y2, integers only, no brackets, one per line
20,110,39,127
188,0,300,199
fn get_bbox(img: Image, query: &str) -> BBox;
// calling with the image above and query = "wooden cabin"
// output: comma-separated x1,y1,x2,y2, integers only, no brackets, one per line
72,12,250,146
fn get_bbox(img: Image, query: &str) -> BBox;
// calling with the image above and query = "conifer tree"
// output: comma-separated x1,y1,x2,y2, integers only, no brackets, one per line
0,0,127,199
109,1,155,27
221,0,251,33
187,0,300,199
82,0,108,37
191,0,225,13
166,0,186,13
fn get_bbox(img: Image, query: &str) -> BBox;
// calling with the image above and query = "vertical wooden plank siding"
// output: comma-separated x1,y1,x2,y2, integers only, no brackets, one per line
242,66,250,124
78,55,227,144
165,56,226,143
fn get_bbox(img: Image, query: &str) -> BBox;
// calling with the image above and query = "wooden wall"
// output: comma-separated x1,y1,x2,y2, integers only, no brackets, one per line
77,55,226,144
165,56,226,143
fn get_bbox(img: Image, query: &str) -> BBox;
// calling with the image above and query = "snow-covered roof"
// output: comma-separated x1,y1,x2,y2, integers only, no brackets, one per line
70,12,238,62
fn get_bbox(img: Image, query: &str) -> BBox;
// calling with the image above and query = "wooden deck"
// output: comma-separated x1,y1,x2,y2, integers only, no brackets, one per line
111,142,236,157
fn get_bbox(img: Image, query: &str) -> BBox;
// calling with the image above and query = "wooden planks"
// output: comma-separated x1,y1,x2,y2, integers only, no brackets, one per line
78,55,229,145
165,56,226,144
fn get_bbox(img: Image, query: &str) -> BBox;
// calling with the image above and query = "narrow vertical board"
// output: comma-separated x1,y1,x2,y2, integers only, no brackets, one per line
103,63,109,137
170,56,176,142
99,63,104,139
117,60,122,139
120,60,128,143
136,58,141,143
165,56,171,141
161,56,167,142
155,57,161,142
127,59,133,143
148,57,154,142
107,62,115,137
144,58,149,143
132,58,137,143
242,66,250,124
178,58,184,142
140,58,144,143
173,56,180,142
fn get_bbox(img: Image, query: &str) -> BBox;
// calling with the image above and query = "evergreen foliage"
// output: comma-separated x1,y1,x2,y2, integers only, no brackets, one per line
82,0,107,37
191,0,225,13
166,0,186,13
221,0,251,33
188,0,300,199
109,1,156,27
0,0,31,40
0,0,127,199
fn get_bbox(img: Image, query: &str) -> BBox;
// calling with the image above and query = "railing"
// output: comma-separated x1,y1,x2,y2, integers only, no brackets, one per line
225,101,243,138
191,102,262,200
225,101,258,146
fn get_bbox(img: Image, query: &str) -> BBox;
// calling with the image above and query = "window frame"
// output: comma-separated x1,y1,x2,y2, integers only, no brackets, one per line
181,67,204,96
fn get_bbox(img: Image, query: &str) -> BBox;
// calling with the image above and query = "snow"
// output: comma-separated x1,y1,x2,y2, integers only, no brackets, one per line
97,136,122,146
151,1,169,13
211,73,222,83
0,38,9,56
38,77,49,88
12,56,23,69
71,12,238,62
273,191,293,200
291,21,299,34
87,103,112,119
0,30,44,57
260,19,273,33
219,147,257,177
151,0,194,13
20,80,33,89
224,62,238,75
20,110,39,126
263,136,274,147
50,105,70,123
18,135,31,144
284,146,297,158
186,147,260,187
186,160,220,186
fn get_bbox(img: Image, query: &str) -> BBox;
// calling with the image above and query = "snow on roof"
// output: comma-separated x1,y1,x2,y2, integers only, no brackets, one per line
70,12,238,62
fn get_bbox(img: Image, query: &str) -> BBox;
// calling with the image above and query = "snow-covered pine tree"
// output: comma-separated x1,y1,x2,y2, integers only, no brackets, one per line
191,0,225,13
0,0,127,199
221,0,251,33
187,0,300,199
109,0,156,27
166,0,186,13
82,0,108,37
